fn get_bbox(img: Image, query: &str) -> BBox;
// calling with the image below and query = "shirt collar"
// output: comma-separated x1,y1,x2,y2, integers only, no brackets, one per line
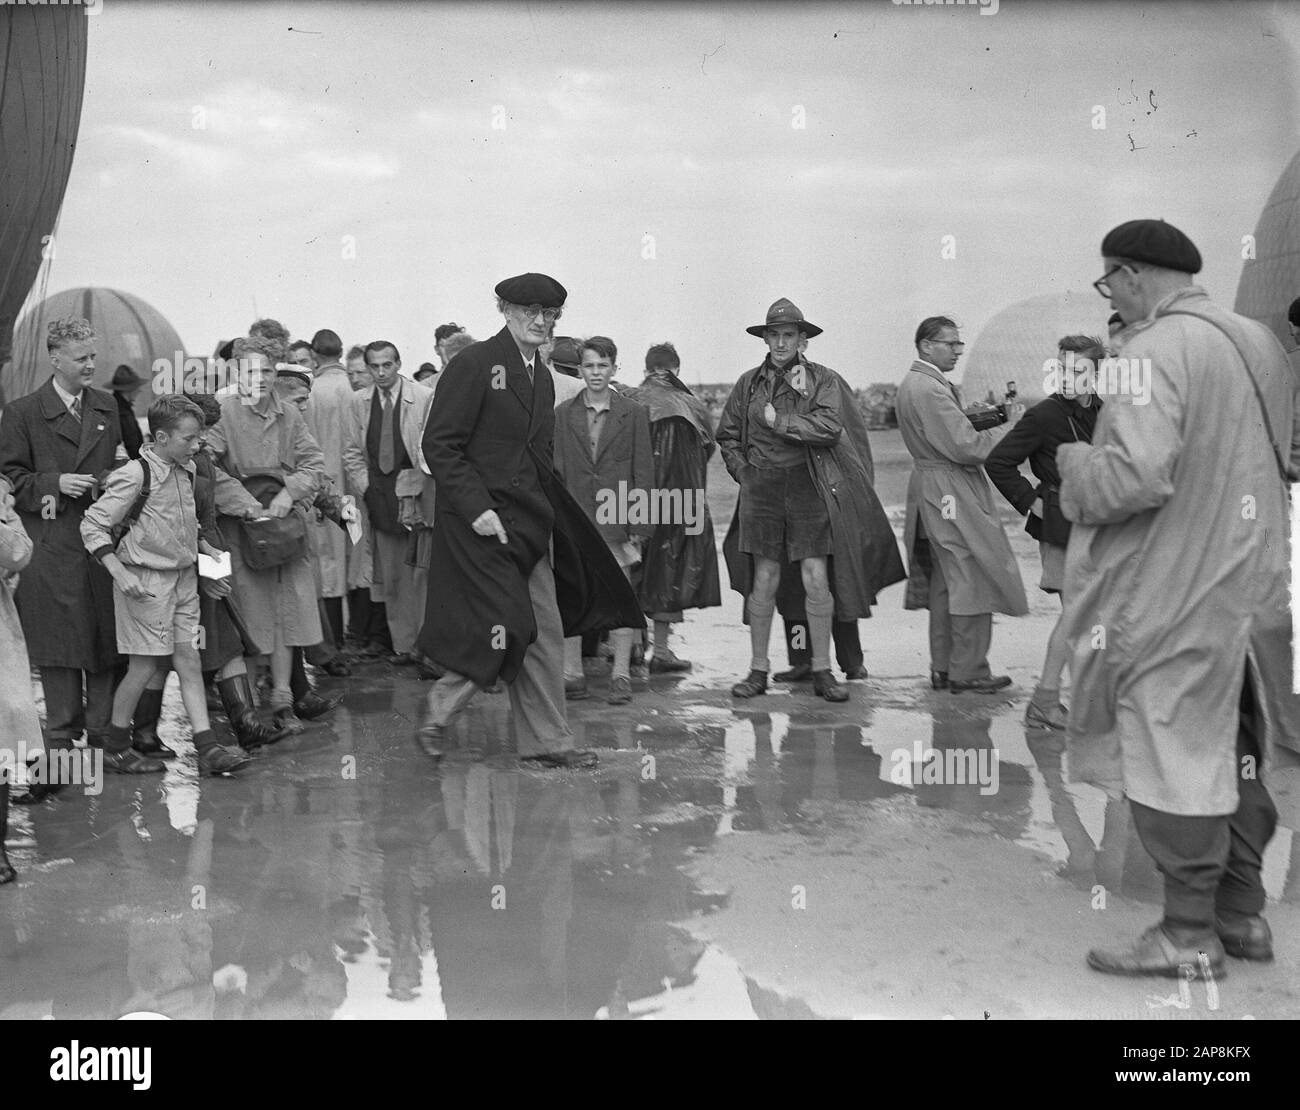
512,342,538,371
141,444,196,475
379,378,402,401
51,377,81,410
583,389,612,413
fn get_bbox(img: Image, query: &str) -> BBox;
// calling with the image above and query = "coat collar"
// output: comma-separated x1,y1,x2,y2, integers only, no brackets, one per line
490,327,549,429
908,359,956,392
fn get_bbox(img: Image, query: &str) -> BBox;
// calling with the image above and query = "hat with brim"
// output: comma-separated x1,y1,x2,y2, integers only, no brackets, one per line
746,298,822,339
110,364,144,391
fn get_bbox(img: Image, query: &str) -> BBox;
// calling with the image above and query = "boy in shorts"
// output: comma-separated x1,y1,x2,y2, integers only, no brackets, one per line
81,395,251,775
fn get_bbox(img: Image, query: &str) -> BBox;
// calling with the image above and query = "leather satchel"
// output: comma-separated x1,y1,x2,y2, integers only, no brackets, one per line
239,473,307,570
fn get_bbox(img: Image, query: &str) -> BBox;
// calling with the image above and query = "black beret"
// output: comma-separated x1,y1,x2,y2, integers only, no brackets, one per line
494,272,567,308
1101,219,1202,275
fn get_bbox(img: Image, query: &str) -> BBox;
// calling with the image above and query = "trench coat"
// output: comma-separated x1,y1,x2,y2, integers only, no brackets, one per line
419,328,643,687
1058,287,1300,816
0,380,121,671
204,391,326,650
1,496,43,762
718,358,906,620
896,361,1028,617
305,362,366,596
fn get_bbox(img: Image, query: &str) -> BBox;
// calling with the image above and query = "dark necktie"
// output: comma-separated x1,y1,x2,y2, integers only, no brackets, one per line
379,390,395,474
70,395,83,423
524,358,534,386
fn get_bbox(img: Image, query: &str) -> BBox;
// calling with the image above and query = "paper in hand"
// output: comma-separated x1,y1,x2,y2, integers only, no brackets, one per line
198,550,233,580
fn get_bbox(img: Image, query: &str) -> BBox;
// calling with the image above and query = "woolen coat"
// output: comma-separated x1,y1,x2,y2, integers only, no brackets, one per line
553,389,654,543
0,499,43,761
896,360,1028,617
1058,287,1300,816
204,391,326,649
718,358,905,619
0,380,121,671
305,362,368,596
419,327,642,687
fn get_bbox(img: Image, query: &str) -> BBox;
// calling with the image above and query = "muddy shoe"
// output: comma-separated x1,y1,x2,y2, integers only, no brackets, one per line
649,649,692,674
1087,923,1226,979
731,670,768,699
843,665,870,681
950,675,1012,694
607,675,632,705
103,748,167,775
812,669,849,702
1216,914,1273,961
198,743,251,776
520,749,598,770
564,676,589,701
1025,700,1068,730
321,657,353,678
774,662,812,683
295,690,341,721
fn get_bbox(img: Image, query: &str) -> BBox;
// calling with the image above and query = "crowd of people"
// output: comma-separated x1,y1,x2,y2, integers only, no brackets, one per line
1,219,1298,984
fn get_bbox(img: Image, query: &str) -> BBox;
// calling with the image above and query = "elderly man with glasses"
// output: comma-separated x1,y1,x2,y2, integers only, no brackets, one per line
897,316,1028,694
415,273,642,769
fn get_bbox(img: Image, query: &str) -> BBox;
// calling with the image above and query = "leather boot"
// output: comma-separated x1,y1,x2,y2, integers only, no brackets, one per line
0,782,15,886
100,725,166,775
131,687,177,759
217,675,290,750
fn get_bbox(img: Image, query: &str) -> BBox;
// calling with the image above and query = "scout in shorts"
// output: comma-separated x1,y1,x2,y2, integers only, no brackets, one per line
81,395,252,775
553,336,654,705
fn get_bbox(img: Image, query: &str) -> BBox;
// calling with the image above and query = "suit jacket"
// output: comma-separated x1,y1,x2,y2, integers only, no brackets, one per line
418,327,641,686
0,380,121,669
553,389,654,543
342,376,436,498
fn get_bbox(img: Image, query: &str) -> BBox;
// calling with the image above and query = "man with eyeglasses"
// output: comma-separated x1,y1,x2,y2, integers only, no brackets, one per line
1060,219,1300,979
415,273,642,769
897,316,1028,695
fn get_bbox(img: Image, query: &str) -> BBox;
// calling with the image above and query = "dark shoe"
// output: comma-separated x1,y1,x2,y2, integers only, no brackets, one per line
1087,923,1226,979
321,657,353,678
387,652,420,666
773,662,813,683
649,649,692,674
103,747,166,775
731,670,768,698
843,665,869,681
414,721,448,760
930,670,949,690
950,675,1013,694
565,676,589,701
217,676,292,750
812,669,849,702
1216,914,1274,961
520,749,598,770
12,750,67,803
198,743,251,776
294,690,341,721
131,687,176,759
416,657,445,680
272,707,305,735
608,675,632,705
1024,700,1068,730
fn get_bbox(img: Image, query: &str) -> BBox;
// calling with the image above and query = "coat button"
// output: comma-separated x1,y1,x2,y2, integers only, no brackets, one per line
511,477,520,487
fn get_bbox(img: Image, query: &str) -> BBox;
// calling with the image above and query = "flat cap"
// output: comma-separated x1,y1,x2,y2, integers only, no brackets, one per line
1101,219,1202,275
494,272,567,308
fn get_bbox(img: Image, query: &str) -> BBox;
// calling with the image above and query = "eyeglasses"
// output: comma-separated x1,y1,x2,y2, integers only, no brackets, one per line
1093,265,1126,299
513,304,563,323
928,339,965,351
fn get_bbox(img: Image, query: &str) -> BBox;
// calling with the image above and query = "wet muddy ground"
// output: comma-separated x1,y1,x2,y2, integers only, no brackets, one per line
2,433,1297,1019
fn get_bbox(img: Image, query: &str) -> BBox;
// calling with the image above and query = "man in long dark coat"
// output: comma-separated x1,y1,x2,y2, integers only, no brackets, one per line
717,298,906,703
416,273,642,769
621,341,721,672
0,318,147,772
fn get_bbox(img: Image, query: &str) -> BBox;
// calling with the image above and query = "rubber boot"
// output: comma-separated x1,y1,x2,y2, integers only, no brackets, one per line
131,687,177,759
217,675,290,750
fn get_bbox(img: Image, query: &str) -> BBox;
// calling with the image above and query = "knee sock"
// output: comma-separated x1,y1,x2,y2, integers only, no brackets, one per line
192,729,218,753
747,594,775,674
806,594,834,672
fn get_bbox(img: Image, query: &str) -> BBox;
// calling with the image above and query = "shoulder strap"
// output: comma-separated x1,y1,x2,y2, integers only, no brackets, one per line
1158,309,1297,486
126,458,151,525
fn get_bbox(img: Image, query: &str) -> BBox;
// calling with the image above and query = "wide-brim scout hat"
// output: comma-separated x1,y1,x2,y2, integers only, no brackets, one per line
746,298,823,339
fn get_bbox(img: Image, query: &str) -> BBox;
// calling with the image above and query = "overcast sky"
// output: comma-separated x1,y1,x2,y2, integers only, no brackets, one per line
38,0,1300,387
